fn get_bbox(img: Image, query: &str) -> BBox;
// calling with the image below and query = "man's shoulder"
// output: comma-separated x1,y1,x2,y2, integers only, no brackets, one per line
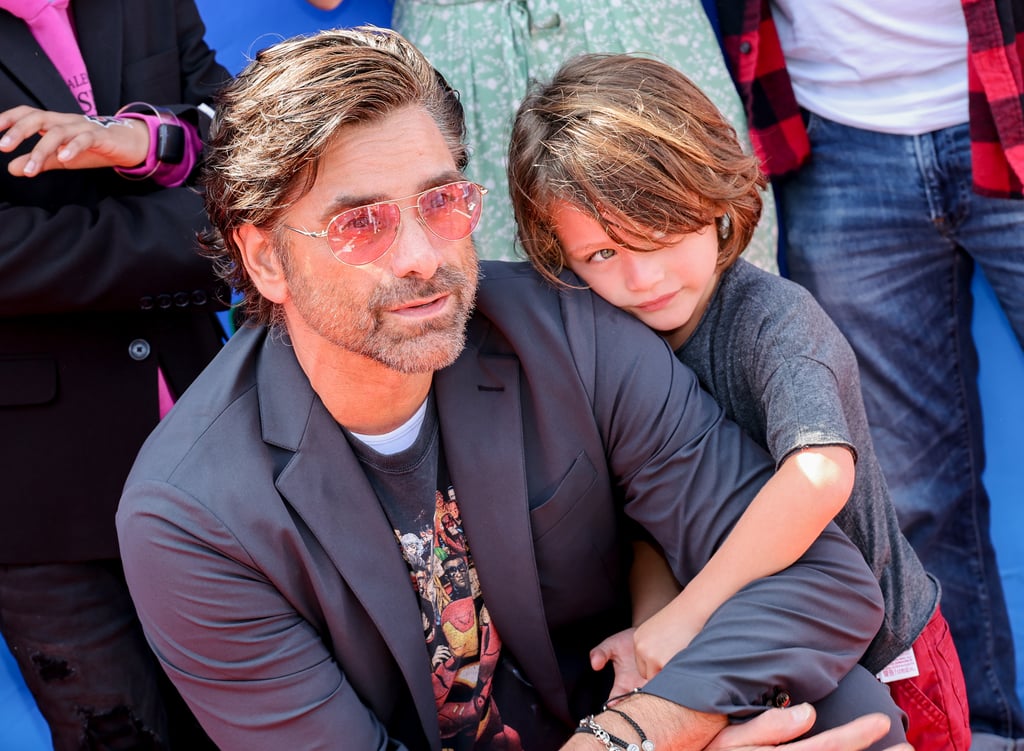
476,260,560,307
472,260,663,354
473,261,583,339
475,260,642,321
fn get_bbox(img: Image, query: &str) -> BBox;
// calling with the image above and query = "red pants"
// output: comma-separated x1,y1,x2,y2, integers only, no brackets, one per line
887,606,972,751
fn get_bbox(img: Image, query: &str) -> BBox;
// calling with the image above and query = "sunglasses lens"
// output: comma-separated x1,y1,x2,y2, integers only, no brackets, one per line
321,183,483,265
418,182,484,241
326,203,401,265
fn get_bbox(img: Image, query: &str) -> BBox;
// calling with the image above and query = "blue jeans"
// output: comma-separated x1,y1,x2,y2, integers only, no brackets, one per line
0,561,214,751
779,113,1024,749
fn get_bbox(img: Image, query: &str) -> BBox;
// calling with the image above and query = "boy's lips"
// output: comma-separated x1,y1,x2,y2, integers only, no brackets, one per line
635,291,677,313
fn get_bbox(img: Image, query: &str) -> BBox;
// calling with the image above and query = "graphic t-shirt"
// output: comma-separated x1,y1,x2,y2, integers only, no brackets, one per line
348,397,540,750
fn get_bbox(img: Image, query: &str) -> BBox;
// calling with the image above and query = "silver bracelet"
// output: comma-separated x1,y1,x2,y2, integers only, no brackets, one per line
575,715,640,751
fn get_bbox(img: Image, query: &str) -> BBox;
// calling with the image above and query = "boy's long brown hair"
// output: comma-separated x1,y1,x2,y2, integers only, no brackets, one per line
508,53,766,286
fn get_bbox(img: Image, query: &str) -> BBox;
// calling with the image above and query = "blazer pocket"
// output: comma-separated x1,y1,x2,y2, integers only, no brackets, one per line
529,451,599,541
0,356,57,406
529,452,623,623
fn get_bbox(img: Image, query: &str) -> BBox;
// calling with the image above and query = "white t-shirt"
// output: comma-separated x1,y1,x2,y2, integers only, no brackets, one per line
350,396,428,454
771,0,969,134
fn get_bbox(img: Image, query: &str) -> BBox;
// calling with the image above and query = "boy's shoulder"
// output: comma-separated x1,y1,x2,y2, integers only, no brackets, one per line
714,260,822,324
711,260,847,348
722,259,815,305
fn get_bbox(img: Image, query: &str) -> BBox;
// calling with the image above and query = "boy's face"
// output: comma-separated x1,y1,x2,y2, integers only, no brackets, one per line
550,200,720,350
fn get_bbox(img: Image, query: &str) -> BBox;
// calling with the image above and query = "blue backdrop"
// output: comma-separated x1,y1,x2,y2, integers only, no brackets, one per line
2,1,1020,747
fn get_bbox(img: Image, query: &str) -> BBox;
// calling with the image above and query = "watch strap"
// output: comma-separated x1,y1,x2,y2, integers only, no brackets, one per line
112,102,200,186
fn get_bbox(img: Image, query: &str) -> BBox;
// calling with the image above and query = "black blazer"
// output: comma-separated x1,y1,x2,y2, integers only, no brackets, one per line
118,262,886,750
0,0,231,562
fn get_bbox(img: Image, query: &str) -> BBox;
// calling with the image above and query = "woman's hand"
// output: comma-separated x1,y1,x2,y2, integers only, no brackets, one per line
0,105,149,176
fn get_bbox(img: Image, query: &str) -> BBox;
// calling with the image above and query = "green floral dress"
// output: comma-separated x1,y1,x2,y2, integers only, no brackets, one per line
393,0,778,272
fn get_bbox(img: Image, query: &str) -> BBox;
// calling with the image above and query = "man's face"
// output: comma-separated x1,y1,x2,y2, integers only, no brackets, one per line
276,106,479,374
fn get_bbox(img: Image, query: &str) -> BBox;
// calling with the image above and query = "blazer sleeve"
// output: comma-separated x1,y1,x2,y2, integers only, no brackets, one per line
118,479,409,751
569,288,884,715
0,0,229,316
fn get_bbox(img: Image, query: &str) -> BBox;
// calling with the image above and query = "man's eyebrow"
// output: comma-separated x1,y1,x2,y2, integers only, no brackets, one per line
317,170,467,223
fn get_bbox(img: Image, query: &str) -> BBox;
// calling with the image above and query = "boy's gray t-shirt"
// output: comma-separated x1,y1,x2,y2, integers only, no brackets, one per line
677,259,937,673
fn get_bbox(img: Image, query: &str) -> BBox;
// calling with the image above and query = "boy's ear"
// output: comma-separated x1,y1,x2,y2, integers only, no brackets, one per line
235,224,288,304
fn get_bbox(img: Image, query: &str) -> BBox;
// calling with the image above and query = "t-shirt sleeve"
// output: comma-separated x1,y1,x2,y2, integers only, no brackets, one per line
749,298,858,469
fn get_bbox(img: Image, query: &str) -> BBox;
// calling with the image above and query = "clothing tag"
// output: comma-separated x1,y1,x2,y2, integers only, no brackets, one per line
876,647,920,683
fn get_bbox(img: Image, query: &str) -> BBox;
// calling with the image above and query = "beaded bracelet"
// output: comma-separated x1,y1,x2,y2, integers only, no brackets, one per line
603,687,644,708
603,707,655,751
575,716,637,751
600,688,655,751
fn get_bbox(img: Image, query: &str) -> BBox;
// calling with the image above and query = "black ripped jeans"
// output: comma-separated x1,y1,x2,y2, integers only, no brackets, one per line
0,561,214,751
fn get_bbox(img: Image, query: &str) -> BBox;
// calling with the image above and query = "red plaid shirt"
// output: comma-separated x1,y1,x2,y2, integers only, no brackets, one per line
716,0,1024,199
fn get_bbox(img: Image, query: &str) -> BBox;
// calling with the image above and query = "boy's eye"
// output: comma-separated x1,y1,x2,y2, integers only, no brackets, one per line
589,248,617,263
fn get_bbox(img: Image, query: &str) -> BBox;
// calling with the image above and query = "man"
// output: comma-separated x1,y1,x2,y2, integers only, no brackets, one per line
116,27,904,751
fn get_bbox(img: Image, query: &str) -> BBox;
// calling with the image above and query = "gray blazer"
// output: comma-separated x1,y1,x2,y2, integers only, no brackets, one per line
117,262,884,751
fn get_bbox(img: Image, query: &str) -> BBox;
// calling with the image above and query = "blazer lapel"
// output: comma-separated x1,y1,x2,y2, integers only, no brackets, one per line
0,13,77,112
256,337,442,746
435,346,572,724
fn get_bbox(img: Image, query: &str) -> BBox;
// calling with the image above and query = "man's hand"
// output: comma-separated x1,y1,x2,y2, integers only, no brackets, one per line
0,105,149,176
706,704,912,751
562,696,725,751
561,700,909,751
589,627,647,698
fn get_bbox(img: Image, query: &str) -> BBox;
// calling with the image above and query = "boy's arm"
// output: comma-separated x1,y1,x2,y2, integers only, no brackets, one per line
631,538,684,623
632,444,855,679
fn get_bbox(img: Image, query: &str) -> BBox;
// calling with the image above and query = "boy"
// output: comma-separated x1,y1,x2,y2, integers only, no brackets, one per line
508,52,970,751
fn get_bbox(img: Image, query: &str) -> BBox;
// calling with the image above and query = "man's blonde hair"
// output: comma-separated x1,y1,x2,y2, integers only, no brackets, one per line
200,26,467,326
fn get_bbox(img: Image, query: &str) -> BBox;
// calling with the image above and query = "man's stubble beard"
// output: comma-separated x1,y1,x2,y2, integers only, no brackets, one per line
282,243,480,374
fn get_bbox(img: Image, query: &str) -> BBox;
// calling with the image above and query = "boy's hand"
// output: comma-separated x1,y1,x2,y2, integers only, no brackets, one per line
589,627,646,698
632,603,699,680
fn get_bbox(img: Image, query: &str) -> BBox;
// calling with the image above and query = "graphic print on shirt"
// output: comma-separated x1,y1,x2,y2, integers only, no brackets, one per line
394,486,523,751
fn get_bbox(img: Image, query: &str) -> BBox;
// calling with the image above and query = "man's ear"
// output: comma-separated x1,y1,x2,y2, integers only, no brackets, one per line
235,224,288,304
